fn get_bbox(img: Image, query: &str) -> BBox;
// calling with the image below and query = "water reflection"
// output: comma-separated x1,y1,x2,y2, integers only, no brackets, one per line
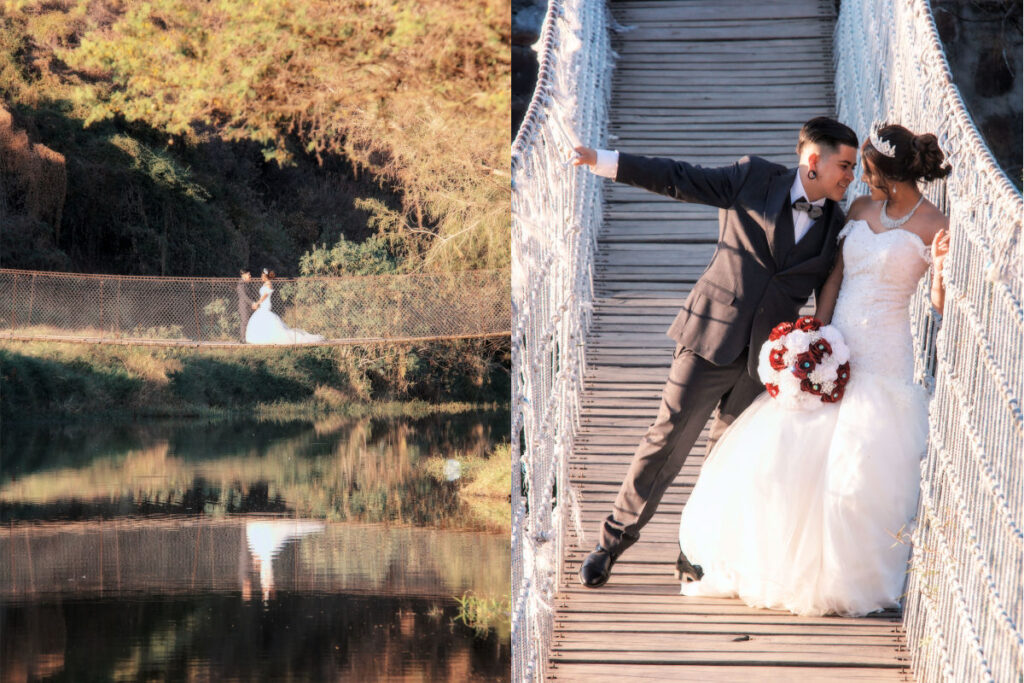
1,410,508,528
2,519,510,680
1,410,511,681
3,594,506,681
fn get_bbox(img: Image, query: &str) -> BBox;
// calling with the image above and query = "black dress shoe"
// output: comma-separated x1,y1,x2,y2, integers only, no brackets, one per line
578,546,617,588
674,551,704,583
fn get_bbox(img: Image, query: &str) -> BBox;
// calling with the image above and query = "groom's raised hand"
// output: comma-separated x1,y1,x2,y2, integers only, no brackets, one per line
571,146,597,167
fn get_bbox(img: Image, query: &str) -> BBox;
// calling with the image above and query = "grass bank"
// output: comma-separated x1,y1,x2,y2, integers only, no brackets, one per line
1,338,509,419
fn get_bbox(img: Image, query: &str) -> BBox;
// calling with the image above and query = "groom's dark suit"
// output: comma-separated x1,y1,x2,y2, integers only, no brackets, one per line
600,152,846,555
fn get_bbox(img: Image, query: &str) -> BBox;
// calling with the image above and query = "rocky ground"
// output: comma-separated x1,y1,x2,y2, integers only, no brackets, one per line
511,1,1022,188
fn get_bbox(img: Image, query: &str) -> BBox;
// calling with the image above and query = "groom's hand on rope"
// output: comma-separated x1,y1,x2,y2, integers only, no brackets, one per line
571,146,596,167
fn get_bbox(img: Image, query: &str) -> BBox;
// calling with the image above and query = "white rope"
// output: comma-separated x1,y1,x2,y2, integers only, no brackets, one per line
835,1,1023,681
511,0,611,678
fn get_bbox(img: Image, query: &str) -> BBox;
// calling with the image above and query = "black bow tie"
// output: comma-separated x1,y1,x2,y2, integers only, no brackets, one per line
793,197,823,219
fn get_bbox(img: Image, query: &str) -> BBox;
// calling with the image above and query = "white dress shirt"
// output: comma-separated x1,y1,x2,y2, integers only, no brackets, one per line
788,171,825,243
588,149,824,243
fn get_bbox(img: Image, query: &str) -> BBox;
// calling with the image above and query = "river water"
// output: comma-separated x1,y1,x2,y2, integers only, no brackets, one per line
1,410,510,681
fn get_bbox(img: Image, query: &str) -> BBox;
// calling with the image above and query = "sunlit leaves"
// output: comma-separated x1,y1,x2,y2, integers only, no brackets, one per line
3,0,510,272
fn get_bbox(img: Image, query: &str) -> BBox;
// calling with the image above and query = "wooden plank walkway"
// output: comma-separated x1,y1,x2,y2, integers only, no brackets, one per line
548,1,912,680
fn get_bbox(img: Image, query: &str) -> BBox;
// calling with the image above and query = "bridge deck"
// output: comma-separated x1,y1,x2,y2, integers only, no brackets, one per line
549,1,912,680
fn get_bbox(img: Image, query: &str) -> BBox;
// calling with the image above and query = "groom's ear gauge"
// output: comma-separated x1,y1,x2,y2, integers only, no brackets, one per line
806,151,820,174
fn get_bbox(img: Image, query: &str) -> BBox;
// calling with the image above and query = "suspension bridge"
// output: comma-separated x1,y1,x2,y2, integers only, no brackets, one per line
512,0,1021,681
0,268,510,345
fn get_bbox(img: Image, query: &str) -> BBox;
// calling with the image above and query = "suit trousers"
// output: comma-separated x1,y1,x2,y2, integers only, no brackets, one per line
237,297,252,342
600,346,764,555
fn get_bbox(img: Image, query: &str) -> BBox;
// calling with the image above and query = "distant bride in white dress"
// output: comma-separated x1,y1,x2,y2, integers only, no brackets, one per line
677,123,951,617
245,269,325,344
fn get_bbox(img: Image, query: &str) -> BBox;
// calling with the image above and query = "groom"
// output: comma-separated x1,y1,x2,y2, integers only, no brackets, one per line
573,117,858,588
236,270,255,342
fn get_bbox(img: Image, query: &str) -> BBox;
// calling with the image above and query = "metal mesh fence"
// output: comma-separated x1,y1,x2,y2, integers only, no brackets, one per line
0,268,510,344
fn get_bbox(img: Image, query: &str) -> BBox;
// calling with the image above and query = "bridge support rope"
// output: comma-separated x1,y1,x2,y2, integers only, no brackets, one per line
511,0,611,678
0,268,510,344
835,1,1022,681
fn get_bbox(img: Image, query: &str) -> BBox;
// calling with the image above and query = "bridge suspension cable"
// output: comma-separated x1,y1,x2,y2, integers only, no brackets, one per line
0,268,510,345
511,0,611,678
835,1,1023,681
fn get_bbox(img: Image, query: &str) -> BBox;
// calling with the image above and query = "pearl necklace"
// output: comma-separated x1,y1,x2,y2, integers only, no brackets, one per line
880,194,925,229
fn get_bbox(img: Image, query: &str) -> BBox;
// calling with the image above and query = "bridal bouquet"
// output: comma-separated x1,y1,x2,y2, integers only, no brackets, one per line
757,316,851,411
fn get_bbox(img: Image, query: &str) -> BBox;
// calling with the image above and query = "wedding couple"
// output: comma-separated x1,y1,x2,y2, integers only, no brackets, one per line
572,117,951,617
237,269,325,344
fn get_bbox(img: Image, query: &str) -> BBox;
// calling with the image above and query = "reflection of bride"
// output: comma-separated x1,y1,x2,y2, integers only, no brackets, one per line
245,519,325,602
245,269,325,344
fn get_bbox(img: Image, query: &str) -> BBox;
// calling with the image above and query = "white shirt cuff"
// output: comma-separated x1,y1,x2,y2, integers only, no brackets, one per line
591,149,619,179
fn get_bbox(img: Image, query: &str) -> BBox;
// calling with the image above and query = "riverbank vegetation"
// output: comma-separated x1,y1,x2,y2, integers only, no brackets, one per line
1,0,510,276
0,338,510,418
456,592,511,641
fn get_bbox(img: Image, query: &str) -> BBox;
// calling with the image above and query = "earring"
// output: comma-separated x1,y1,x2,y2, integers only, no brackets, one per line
808,169,817,180
891,186,897,195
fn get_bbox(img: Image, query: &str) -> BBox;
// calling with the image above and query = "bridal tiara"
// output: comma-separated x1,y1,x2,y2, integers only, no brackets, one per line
869,122,897,158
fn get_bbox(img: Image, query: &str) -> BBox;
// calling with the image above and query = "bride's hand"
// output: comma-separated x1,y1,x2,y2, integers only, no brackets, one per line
932,229,950,277
252,302,258,310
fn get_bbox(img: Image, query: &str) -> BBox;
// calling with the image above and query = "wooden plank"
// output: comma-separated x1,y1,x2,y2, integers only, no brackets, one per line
547,664,906,682
609,6,833,21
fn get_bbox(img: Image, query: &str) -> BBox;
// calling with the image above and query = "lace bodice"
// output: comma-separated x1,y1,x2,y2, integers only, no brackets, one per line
258,283,273,311
832,219,931,383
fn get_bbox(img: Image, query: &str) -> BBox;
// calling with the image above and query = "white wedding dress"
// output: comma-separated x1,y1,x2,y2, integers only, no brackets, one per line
678,219,931,617
245,283,325,344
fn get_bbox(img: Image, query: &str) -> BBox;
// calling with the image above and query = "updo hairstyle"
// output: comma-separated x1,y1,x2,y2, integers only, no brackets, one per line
862,123,952,185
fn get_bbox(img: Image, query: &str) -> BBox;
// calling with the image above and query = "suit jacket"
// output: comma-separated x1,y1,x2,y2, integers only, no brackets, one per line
616,153,844,379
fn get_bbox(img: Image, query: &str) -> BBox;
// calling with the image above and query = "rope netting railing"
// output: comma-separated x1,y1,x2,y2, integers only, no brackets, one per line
510,0,611,678
0,268,510,344
836,1,1023,681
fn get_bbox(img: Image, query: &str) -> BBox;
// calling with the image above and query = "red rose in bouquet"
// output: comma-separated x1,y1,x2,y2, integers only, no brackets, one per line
835,362,851,386
765,383,780,397
768,347,788,370
800,378,824,395
769,321,795,341
795,316,821,332
808,338,832,362
791,351,818,379
821,386,845,403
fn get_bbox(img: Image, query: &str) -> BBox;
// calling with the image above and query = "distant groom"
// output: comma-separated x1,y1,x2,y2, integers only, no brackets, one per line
572,117,859,588
237,270,254,342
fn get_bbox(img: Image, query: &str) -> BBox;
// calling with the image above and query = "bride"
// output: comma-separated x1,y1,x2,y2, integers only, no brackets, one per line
677,123,951,617
245,269,326,344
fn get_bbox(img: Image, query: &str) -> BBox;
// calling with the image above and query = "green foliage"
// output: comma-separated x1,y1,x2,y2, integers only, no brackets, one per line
299,234,400,277
0,338,510,417
200,298,237,341
1,0,509,275
454,592,511,640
